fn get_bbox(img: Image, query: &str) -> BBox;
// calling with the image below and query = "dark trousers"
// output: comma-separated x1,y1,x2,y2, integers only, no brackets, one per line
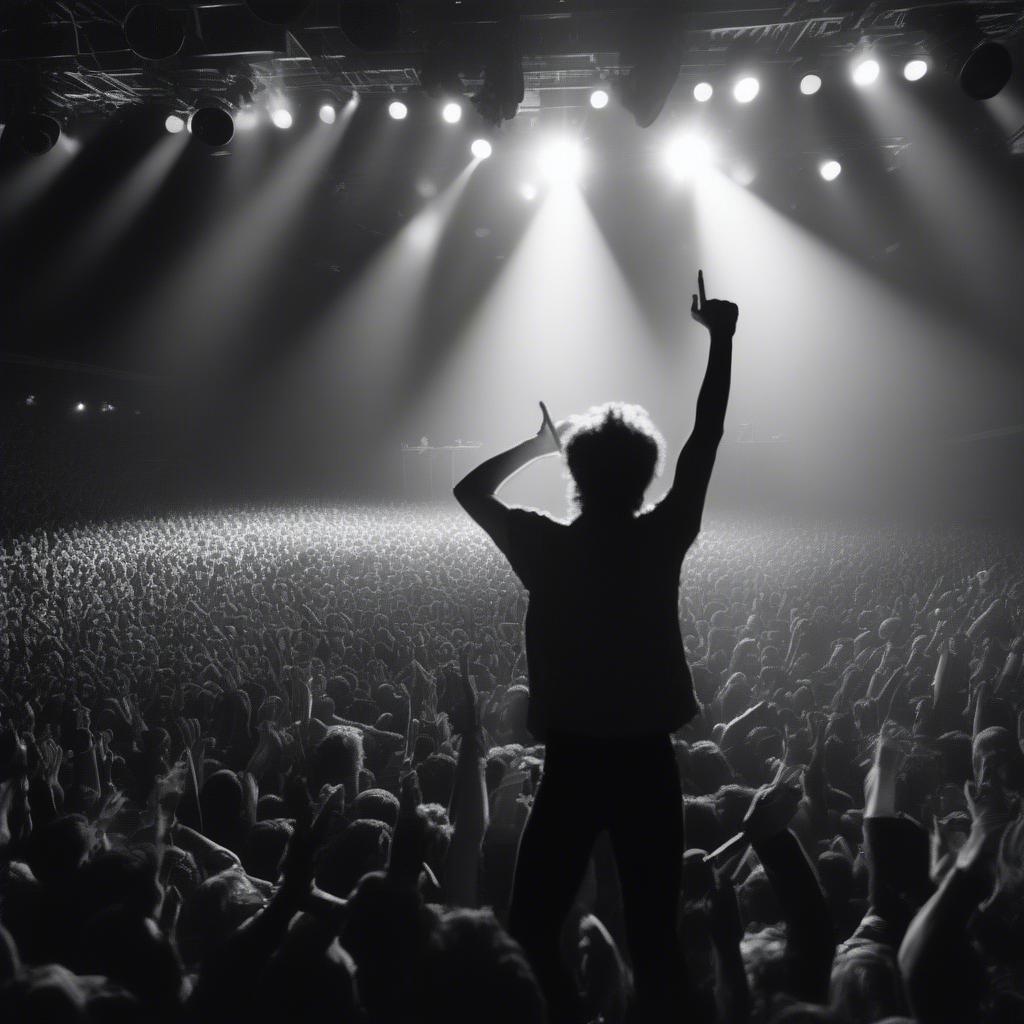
508,731,686,1023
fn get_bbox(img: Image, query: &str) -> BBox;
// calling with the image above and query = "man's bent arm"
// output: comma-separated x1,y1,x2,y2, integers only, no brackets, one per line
454,421,558,550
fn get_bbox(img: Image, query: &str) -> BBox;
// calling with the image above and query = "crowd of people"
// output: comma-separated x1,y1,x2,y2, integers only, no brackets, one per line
1,504,1023,1023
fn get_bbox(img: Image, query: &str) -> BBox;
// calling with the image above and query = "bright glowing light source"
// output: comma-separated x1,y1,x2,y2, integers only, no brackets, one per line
538,139,584,183
520,182,538,201
819,159,842,181
799,74,822,96
852,59,880,87
25,395,37,407
470,138,492,160
165,114,185,134
903,59,928,82
665,134,714,180
693,82,713,102
442,101,462,124
235,109,260,130
733,77,760,103
271,108,293,129
319,104,337,124
388,100,408,120
74,402,86,413
590,89,609,109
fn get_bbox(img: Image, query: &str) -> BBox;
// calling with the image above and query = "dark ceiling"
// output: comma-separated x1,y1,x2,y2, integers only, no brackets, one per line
1,1,1022,126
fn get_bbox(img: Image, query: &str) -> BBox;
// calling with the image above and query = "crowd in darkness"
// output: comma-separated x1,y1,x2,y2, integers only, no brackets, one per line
1,505,1023,1024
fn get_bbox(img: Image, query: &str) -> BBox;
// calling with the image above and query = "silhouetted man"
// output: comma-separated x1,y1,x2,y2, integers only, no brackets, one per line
454,271,737,1022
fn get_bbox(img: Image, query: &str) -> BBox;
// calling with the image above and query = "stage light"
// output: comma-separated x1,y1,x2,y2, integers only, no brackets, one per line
819,159,842,181
271,107,293,129
665,134,713,180
165,114,185,134
470,138,492,160
590,89,609,109
520,182,538,201
693,82,713,102
538,139,584,183
903,59,928,82
338,0,399,49
124,4,185,61
189,107,234,147
5,113,61,155
319,103,337,124
959,40,1012,100
442,101,462,124
852,58,880,87
617,8,686,126
733,77,760,103
388,100,408,121
800,74,822,96
74,402,86,413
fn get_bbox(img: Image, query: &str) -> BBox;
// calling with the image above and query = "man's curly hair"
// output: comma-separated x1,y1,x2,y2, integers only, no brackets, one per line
563,402,665,515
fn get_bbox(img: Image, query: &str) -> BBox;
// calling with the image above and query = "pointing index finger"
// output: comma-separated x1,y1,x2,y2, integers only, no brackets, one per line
698,269,706,307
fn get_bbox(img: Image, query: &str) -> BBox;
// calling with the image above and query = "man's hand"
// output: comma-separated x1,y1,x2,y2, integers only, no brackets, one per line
536,401,571,454
691,270,738,337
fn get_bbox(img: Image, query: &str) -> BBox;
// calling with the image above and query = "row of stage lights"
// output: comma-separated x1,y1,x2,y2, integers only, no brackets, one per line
21,396,122,414
164,95,499,159
165,96,848,187
163,53,930,143
685,55,930,105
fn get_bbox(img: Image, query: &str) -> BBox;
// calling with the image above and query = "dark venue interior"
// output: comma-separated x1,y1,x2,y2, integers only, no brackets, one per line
2,3,1024,1024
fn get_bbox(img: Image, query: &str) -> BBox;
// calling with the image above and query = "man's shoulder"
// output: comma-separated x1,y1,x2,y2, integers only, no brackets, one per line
507,506,567,531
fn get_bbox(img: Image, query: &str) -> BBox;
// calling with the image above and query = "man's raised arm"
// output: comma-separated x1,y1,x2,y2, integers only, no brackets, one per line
662,270,737,528
453,402,566,550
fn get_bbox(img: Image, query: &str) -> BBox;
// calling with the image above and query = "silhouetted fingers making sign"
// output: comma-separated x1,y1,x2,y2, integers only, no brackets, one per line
691,269,739,337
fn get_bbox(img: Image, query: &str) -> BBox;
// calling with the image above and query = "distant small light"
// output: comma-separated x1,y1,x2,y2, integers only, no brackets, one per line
590,89,609,109
442,101,462,124
733,77,760,103
25,395,37,407
100,402,116,414
520,182,538,201
74,402,86,413
800,74,822,96
852,59,880,87
319,104,337,124
693,82,713,103
903,59,928,82
388,100,408,121
471,138,492,160
271,108,293,129
165,114,185,134
819,159,842,181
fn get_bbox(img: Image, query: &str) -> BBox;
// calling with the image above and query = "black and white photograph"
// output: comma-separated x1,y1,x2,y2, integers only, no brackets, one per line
2,3,1024,1023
